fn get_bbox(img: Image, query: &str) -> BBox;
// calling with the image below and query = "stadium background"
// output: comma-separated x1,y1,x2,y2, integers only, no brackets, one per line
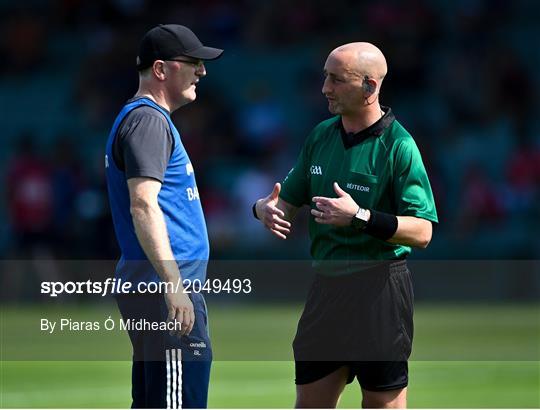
1,0,539,408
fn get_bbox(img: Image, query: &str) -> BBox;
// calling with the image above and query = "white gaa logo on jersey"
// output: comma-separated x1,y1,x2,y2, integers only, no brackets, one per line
186,163,194,176
310,165,323,175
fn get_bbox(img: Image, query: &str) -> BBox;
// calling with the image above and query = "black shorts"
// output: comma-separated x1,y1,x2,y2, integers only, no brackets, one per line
293,260,413,390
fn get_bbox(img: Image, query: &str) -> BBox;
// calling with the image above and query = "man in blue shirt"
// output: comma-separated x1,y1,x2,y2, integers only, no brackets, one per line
105,24,223,409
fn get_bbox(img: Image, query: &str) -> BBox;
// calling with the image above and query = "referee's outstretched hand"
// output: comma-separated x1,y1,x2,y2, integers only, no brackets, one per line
311,182,359,227
255,182,291,240
165,290,195,338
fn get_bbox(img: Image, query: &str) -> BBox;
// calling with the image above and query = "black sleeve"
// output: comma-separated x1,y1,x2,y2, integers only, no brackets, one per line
113,106,174,183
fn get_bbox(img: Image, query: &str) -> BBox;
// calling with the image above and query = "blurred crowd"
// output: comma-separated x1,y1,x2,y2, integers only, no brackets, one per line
2,0,539,260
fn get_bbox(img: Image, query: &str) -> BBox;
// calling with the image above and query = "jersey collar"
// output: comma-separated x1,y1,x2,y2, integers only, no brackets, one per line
128,96,171,115
338,106,395,149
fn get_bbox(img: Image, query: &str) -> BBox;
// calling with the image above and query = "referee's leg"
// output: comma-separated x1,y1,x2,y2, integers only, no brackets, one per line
295,366,349,408
361,387,407,408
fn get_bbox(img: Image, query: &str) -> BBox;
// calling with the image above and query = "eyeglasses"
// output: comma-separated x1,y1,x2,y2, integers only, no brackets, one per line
166,58,204,69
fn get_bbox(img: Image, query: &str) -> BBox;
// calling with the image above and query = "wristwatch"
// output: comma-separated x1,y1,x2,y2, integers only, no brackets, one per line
351,207,370,230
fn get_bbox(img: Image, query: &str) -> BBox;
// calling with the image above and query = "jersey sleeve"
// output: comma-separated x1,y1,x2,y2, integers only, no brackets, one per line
279,141,310,207
118,110,173,183
392,138,438,223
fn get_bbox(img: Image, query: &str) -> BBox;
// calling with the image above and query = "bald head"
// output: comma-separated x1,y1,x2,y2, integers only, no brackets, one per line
330,42,387,80
322,42,388,117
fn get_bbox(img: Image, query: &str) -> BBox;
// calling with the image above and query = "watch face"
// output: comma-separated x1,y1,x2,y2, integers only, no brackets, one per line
357,208,369,222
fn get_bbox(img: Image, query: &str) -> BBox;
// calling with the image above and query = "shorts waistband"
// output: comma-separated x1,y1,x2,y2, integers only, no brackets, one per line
315,259,408,283
389,259,408,273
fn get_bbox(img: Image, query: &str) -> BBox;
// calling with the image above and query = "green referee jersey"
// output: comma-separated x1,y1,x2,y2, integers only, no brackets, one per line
280,107,438,262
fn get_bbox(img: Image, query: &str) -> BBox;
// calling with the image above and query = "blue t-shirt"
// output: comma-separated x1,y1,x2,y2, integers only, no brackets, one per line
105,97,209,284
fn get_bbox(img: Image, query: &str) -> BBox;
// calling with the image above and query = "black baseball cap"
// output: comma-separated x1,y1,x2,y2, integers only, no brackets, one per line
136,24,224,70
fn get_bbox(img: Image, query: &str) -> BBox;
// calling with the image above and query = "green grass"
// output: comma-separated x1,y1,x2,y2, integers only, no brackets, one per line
1,303,539,408
2,361,538,408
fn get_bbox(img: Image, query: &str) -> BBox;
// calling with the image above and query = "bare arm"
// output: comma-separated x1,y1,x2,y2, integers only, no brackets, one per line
128,178,178,276
128,177,194,336
254,183,299,239
388,216,432,248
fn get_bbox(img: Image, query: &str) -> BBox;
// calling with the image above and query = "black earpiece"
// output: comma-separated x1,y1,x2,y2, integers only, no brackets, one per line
363,76,375,94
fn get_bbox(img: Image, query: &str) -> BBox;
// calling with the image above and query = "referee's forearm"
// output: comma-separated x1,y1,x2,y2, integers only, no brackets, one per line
130,203,183,284
387,216,432,248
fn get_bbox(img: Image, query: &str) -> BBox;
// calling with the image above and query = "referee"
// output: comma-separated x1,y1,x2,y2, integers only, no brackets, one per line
105,25,222,408
254,42,437,408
